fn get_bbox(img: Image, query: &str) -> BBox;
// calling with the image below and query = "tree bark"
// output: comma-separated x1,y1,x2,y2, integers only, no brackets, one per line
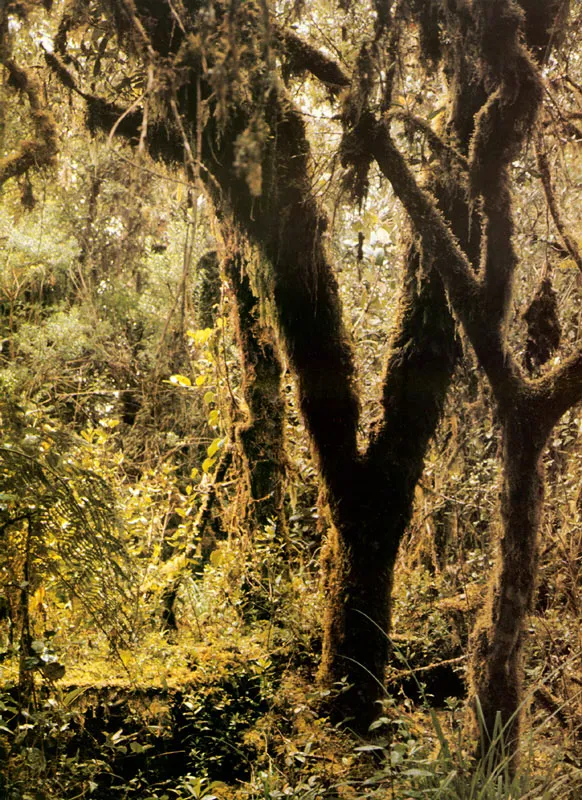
470,407,547,763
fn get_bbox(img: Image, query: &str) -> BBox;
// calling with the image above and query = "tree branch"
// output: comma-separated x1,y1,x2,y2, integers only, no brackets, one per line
0,61,58,187
469,0,544,328
276,27,350,95
386,109,469,171
43,50,184,162
370,119,521,399
538,345,582,426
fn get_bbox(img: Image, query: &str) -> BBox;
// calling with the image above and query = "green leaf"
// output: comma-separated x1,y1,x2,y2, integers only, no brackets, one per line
63,686,90,706
403,768,434,777
428,105,446,120
0,492,18,503
355,744,386,752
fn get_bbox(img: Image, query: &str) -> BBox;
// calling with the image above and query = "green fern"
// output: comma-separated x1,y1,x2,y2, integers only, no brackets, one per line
0,415,133,646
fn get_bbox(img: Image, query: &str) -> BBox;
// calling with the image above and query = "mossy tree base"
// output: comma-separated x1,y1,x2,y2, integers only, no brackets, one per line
469,409,548,767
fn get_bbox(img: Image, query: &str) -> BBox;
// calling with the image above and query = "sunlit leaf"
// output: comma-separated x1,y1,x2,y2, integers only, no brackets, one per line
207,437,223,458
168,374,192,387
187,328,214,345
202,456,216,473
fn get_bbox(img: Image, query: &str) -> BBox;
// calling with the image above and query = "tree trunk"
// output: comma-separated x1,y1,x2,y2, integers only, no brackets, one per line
320,512,395,727
318,262,461,728
318,117,483,728
469,408,548,768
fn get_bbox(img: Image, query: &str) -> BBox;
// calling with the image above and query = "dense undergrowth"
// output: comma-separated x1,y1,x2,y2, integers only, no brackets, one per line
0,526,580,799
1,384,580,798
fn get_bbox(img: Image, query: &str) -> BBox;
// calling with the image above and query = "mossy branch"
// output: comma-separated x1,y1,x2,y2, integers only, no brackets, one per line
385,108,469,170
277,27,349,94
339,3,402,202
370,120,521,402
538,345,582,427
372,115,582,428
44,49,183,161
224,248,287,529
0,60,58,187
469,0,544,327
188,446,233,565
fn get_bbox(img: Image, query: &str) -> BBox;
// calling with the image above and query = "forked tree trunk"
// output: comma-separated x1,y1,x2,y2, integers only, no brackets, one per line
318,262,462,728
317,8,485,720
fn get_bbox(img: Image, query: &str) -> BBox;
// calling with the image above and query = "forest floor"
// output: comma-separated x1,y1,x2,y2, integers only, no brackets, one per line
1,549,580,800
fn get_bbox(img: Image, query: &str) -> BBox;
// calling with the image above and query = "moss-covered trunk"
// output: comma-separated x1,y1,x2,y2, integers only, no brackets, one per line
318,262,461,726
317,79,483,724
470,407,548,766
320,511,395,726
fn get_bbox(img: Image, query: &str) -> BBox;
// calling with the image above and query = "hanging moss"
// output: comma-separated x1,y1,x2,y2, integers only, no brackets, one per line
469,0,543,198
339,43,376,204
224,249,286,532
406,0,442,65
523,276,562,373
518,0,570,60
0,62,58,188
